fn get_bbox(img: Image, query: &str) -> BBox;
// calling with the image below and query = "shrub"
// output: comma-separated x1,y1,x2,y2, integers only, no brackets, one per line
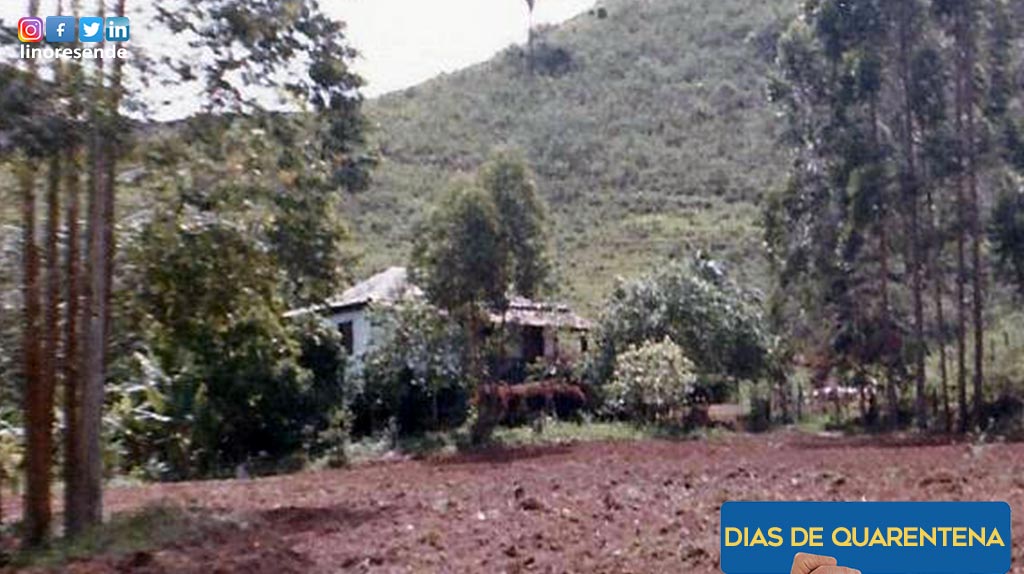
605,337,697,423
109,212,356,478
531,42,576,77
982,394,1024,437
107,317,352,479
353,301,470,437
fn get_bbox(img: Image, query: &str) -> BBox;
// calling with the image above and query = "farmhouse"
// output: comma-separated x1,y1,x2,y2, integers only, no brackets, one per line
286,267,592,378
285,266,424,358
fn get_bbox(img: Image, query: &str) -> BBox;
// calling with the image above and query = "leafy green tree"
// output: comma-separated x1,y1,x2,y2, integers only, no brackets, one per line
592,257,772,394
411,155,554,439
413,155,552,313
413,184,510,319
0,0,371,539
982,2,1024,304
87,0,372,483
117,212,350,477
769,0,1023,433
933,0,1024,429
412,184,511,441
157,115,360,307
480,153,551,298
767,3,902,403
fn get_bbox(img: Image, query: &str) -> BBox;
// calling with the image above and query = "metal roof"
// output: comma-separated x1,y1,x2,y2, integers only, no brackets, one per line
325,266,423,310
283,267,423,318
286,269,592,331
489,296,593,331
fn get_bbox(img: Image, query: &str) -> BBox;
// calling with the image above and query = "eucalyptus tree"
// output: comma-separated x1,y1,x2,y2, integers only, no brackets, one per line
0,0,372,543
413,184,510,336
770,0,1022,432
15,0,49,546
932,0,1024,429
889,0,927,428
412,183,509,440
3,0,90,544
768,0,911,426
479,153,551,298
911,39,956,431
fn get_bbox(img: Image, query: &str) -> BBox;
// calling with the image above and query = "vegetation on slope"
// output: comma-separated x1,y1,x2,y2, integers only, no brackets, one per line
347,0,797,311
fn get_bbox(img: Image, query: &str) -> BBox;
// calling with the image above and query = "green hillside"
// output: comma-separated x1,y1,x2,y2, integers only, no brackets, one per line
345,0,797,312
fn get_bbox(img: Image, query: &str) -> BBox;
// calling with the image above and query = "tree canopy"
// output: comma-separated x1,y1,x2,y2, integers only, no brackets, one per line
592,257,773,389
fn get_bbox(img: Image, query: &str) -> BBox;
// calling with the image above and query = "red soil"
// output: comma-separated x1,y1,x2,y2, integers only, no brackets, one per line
7,432,1024,573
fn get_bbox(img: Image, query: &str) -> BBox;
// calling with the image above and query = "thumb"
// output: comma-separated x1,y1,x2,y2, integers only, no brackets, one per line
791,553,838,574
810,567,861,574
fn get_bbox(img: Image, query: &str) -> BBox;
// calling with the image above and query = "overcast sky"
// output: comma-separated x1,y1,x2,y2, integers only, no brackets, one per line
2,0,597,98
331,0,597,96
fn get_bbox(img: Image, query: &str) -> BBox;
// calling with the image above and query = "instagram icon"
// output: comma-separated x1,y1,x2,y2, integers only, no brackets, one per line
18,17,43,43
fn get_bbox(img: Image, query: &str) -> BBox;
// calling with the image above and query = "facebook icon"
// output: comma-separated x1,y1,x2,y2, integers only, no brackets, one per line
45,16,76,42
105,16,130,42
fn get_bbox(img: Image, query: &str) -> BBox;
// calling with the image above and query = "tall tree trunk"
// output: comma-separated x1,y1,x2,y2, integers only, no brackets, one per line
70,0,110,531
20,0,50,547
953,7,970,433
526,1,535,74
76,119,109,531
897,1,927,429
20,157,47,546
63,144,83,532
62,0,85,535
41,153,63,503
869,95,897,428
41,3,78,539
927,186,951,432
963,5,985,430
103,0,126,345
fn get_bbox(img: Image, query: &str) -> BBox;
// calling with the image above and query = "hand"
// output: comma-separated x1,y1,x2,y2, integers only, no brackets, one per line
790,552,861,574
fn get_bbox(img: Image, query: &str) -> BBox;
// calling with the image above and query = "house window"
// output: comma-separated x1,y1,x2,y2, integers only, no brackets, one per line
338,321,354,355
522,326,545,364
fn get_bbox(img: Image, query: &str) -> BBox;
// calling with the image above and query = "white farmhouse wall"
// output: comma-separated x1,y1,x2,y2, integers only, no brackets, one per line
325,308,372,359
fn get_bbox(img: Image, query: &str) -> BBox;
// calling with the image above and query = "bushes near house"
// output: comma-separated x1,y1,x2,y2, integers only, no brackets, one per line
590,257,775,398
108,216,356,480
353,301,471,437
605,337,697,424
109,317,353,480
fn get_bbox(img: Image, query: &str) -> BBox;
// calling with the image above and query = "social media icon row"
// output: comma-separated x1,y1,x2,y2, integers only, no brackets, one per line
18,16,129,43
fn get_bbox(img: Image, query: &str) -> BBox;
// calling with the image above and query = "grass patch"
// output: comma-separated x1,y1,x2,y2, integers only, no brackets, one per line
490,420,652,447
345,430,467,463
9,504,204,569
344,419,715,463
795,413,832,434
488,419,733,448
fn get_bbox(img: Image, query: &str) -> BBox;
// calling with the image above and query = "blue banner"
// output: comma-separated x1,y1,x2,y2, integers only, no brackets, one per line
720,501,1011,574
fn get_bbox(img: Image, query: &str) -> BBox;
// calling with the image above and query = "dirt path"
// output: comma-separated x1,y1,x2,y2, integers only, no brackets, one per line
10,432,1024,573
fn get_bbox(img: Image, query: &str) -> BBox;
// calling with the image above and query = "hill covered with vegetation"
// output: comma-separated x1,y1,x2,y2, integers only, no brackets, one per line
346,0,797,311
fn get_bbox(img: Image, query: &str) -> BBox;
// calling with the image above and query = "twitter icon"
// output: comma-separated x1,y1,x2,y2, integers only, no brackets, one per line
78,17,103,42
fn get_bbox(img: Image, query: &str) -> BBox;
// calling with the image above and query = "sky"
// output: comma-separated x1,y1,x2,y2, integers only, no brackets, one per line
1,0,598,98
328,0,597,96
